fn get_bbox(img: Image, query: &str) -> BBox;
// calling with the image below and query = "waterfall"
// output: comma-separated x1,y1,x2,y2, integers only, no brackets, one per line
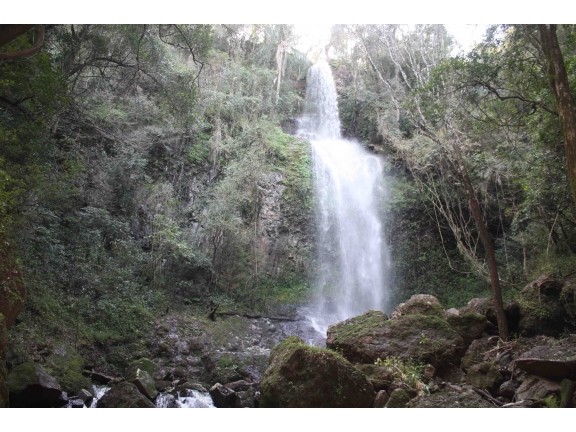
300,59,391,334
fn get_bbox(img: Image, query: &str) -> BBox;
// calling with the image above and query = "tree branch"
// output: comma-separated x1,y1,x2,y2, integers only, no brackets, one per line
0,25,45,61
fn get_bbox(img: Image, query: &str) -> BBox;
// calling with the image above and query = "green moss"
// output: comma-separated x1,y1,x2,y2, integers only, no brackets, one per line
6,362,37,393
517,295,555,320
213,353,245,382
45,345,91,395
126,357,156,377
328,310,389,345
543,394,559,408
261,337,373,408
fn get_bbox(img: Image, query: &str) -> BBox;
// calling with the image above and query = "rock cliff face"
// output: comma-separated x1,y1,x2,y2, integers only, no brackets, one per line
255,171,312,279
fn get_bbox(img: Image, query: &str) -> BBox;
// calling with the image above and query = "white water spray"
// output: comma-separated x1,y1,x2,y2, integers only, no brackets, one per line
300,60,391,334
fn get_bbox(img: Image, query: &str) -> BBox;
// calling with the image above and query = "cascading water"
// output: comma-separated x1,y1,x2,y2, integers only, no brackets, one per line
300,59,391,334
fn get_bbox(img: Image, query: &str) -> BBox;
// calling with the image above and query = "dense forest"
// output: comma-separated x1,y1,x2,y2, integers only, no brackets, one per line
1,24,576,409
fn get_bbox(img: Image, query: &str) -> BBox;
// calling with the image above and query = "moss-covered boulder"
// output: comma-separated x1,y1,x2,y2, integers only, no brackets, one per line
126,358,158,400
131,369,158,400
97,381,156,408
45,344,92,395
517,274,569,336
385,388,411,408
391,294,444,318
7,362,67,407
326,310,465,371
445,309,487,345
260,336,374,408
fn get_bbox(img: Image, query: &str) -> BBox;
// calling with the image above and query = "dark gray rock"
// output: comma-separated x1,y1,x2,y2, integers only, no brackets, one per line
209,383,238,408
385,388,411,408
97,382,156,408
8,362,67,407
373,390,389,408
224,379,253,392
515,375,561,402
461,337,498,371
77,388,94,406
499,379,521,400
67,398,85,408
465,361,504,393
514,335,576,380
445,309,487,345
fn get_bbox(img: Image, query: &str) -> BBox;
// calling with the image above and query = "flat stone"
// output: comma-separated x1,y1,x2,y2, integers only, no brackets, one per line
514,335,576,380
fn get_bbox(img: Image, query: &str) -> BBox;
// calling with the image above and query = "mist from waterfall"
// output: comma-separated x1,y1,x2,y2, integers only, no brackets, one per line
299,60,391,335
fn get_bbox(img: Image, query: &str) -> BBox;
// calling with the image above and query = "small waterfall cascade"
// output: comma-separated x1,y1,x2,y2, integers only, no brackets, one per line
299,59,391,334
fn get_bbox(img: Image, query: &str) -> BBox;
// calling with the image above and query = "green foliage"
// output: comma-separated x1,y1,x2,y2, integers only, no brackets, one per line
0,24,316,375
375,356,428,394
543,394,559,408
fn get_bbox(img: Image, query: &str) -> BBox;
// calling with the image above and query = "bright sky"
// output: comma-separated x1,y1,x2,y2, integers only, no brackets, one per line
293,23,490,57
5,1,574,24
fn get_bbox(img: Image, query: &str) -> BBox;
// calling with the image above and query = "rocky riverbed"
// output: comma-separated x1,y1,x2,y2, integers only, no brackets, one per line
3,273,576,408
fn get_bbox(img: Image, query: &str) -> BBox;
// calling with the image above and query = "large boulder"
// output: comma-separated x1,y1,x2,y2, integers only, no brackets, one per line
45,344,92,395
209,382,238,408
126,358,158,400
260,336,374,408
445,309,488,345
516,274,569,336
7,362,67,407
326,310,465,371
97,382,156,408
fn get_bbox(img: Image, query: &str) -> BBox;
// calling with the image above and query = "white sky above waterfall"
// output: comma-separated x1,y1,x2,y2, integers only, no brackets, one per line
7,1,575,27
293,23,489,57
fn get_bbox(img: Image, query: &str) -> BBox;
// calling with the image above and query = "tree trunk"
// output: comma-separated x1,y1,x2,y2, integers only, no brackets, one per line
539,24,576,207
0,25,44,60
453,147,509,340
465,185,509,340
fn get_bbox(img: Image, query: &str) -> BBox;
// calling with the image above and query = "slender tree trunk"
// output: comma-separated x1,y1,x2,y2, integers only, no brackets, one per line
465,185,509,340
453,147,509,340
539,24,576,207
